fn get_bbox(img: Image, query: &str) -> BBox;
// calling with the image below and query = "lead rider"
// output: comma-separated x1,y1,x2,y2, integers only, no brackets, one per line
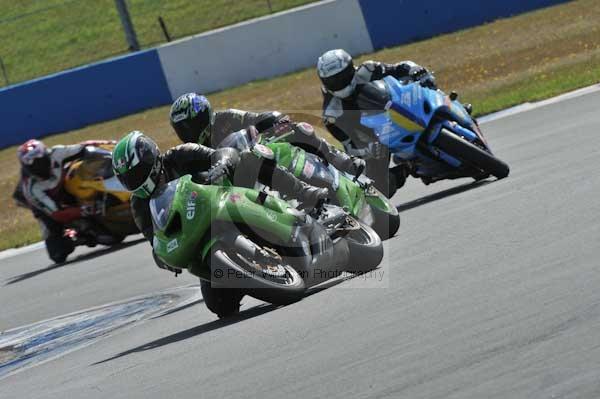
318,49,436,196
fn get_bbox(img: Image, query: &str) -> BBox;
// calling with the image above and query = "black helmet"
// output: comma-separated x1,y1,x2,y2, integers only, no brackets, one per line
112,131,162,199
18,139,51,179
170,93,213,145
317,49,356,98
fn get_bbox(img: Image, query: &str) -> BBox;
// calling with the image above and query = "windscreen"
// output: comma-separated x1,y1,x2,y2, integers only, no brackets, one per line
217,129,254,152
149,178,180,231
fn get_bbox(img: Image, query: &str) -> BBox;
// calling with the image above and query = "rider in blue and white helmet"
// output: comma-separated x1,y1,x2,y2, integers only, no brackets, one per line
317,49,436,197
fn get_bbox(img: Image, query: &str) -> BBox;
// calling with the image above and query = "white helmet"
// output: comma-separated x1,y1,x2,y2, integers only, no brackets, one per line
317,49,356,98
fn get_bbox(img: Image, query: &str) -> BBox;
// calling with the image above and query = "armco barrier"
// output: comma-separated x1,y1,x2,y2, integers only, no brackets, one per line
156,0,373,100
357,0,570,50
0,49,171,149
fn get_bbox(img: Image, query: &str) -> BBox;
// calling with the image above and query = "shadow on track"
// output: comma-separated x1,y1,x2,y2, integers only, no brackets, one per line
94,273,361,365
4,238,146,285
396,180,491,213
150,298,205,320
93,303,279,365
304,273,359,296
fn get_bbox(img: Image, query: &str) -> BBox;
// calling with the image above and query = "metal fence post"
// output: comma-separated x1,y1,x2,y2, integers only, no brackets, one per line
114,0,140,52
0,56,8,86
158,16,171,42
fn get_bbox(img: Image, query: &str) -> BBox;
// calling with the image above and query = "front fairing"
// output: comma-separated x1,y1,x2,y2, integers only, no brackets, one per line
360,77,475,156
382,77,474,131
64,149,130,202
217,129,256,152
151,175,300,269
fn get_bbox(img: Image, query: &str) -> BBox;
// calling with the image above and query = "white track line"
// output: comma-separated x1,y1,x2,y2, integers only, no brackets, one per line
2,83,600,259
0,242,45,261
479,84,600,123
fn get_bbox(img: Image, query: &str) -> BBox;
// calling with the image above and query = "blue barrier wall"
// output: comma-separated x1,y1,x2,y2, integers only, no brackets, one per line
0,0,573,149
0,49,171,148
358,0,570,50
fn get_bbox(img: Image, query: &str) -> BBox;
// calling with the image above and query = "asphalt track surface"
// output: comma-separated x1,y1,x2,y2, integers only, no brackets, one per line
1,91,600,399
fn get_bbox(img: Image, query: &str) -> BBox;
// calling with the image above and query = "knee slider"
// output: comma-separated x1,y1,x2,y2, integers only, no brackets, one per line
295,122,316,137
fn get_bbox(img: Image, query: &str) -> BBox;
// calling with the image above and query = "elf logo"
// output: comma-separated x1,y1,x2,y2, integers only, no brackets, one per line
187,191,198,220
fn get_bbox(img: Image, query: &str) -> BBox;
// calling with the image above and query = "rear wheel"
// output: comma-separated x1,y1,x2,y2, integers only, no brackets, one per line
434,128,509,179
343,219,384,273
210,236,306,306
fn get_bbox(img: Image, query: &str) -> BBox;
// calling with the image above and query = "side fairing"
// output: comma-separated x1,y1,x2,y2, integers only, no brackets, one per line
360,77,473,157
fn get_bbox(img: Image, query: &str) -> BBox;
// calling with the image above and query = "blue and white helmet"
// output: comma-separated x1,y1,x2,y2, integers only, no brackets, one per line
317,49,356,98
170,93,214,145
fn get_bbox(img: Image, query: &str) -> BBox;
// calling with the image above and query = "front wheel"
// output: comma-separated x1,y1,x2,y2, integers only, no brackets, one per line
434,128,510,179
210,236,306,306
45,235,75,264
343,219,384,273
200,280,243,319
364,189,400,239
371,205,400,240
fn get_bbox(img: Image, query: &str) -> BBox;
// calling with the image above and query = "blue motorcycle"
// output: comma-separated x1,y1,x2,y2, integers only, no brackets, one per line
360,75,509,196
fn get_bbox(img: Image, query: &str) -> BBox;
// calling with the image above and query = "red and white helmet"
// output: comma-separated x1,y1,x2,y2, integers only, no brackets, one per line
18,139,51,178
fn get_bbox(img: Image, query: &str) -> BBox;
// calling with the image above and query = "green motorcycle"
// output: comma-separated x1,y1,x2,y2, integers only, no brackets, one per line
150,175,383,318
218,125,400,239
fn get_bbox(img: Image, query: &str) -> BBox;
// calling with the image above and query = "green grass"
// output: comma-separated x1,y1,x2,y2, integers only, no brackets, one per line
1,0,599,251
0,0,315,86
473,57,600,115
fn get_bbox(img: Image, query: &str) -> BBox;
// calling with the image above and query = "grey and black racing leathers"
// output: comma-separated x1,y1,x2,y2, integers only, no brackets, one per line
322,59,433,154
321,60,434,196
202,109,363,176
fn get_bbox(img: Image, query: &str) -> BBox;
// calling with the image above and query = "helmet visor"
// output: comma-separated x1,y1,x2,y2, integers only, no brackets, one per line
116,159,153,191
320,62,355,92
28,156,51,179
172,106,211,145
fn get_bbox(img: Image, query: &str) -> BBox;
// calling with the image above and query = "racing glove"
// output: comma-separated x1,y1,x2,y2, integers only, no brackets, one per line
197,163,230,185
344,141,384,160
409,67,436,89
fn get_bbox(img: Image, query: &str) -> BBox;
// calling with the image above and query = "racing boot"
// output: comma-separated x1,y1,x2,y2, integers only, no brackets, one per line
271,165,329,209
